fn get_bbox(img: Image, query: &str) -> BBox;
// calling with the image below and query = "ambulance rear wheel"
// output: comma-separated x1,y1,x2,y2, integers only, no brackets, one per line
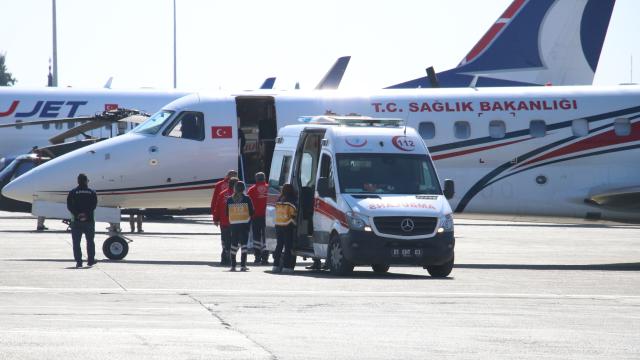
328,235,353,276
103,236,129,260
426,256,454,278
371,264,389,273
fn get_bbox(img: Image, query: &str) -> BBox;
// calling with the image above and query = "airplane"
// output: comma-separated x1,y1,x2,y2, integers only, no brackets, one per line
0,57,352,160
388,0,616,88
3,83,639,260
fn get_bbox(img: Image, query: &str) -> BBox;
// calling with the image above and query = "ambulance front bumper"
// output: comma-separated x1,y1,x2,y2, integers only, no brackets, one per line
339,230,454,266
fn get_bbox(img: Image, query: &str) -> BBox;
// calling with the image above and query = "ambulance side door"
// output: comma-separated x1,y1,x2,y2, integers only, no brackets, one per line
264,150,294,250
312,151,338,258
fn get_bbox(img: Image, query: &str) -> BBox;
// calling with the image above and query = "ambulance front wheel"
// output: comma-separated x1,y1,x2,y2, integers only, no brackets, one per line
103,236,129,260
371,264,389,273
328,235,354,276
425,255,454,278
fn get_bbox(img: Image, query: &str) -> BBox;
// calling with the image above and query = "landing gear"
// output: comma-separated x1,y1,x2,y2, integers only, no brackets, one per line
102,236,129,260
102,223,131,260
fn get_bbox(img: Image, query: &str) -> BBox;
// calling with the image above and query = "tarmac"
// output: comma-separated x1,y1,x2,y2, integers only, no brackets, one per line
0,211,639,359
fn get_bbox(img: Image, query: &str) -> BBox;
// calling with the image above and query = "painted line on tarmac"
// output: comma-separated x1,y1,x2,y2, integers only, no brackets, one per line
0,286,639,300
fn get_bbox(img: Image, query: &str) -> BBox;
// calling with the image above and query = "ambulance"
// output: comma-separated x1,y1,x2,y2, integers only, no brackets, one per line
265,116,455,277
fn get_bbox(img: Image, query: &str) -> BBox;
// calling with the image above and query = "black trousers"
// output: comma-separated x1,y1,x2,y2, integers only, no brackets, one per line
71,221,95,263
230,223,250,267
220,226,231,263
251,216,267,259
274,224,295,269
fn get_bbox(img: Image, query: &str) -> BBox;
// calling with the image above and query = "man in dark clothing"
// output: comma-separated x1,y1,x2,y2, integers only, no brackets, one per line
66,173,98,268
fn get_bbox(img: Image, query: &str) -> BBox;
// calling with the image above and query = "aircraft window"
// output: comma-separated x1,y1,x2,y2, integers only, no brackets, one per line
418,122,435,140
55,122,63,130
134,110,174,135
12,161,36,181
67,121,75,129
572,119,589,137
163,111,205,141
16,120,23,130
614,118,631,136
530,120,546,138
268,151,292,192
454,121,470,139
42,123,50,130
489,120,506,139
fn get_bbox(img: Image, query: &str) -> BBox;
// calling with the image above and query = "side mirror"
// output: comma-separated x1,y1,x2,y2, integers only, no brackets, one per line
317,177,333,198
443,179,455,200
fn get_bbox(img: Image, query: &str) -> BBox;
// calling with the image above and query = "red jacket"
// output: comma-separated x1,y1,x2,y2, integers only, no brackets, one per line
247,181,268,218
213,188,234,227
210,178,230,221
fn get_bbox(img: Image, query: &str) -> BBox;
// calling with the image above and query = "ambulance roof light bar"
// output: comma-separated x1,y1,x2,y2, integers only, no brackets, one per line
298,115,404,128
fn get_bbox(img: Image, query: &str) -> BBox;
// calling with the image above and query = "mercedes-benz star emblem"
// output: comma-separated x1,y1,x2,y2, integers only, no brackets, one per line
400,218,415,232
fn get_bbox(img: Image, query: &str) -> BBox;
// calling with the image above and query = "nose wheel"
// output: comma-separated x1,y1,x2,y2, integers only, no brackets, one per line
102,235,130,260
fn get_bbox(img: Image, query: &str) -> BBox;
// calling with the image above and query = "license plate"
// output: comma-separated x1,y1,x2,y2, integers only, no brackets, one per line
392,249,422,257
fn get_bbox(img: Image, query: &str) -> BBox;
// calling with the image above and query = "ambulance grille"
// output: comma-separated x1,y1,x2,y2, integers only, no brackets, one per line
373,216,438,236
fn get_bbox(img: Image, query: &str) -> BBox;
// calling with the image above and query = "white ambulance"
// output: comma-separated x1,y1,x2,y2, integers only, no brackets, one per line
265,116,455,277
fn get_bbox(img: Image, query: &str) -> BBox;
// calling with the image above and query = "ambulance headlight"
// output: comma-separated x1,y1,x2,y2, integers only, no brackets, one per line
437,214,454,233
346,211,371,231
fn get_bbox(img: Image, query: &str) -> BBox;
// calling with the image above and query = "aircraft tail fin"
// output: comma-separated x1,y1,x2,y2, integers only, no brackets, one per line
259,77,276,89
315,56,351,90
387,0,616,88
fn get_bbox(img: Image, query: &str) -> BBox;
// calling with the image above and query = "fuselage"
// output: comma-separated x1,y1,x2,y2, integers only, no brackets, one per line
4,85,640,222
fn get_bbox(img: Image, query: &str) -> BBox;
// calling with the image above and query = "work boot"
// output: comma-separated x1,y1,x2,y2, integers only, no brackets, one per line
87,259,97,266
75,262,83,268
240,266,249,272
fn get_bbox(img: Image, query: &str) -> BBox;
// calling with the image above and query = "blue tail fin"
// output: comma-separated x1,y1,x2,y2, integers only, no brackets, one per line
259,77,276,89
387,0,616,88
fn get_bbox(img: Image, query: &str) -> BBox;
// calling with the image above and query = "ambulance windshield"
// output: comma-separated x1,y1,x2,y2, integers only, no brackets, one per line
134,110,175,135
336,154,441,195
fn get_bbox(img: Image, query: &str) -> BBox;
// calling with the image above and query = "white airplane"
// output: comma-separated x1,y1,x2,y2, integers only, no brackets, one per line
0,0,617,159
0,57,351,160
3,84,639,260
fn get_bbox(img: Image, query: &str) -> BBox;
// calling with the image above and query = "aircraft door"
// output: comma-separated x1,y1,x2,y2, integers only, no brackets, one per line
235,97,277,183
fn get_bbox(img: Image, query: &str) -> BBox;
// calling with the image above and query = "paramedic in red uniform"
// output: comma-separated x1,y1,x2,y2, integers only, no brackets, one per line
247,172,269,264
212,172,238,265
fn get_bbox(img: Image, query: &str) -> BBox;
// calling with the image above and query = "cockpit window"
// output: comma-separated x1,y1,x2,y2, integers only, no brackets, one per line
133,110,174,135
163,111,205,141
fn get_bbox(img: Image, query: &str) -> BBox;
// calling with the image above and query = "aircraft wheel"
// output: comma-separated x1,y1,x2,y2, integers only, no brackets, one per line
327,235,354,276
103,236,129,260
425,255,454,278
371,264,390,273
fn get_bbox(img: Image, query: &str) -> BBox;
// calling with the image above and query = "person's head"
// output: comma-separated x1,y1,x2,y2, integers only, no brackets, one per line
234,181,246,194
255,172,265,183
77,173,88,187
225,170,238,180
281,183,295,199
228,177,239,190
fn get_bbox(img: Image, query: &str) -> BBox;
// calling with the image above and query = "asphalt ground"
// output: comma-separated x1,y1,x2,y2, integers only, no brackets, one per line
0,211,638,359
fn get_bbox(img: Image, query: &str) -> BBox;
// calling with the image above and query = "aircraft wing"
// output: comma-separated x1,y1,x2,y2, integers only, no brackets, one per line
47,112,149,144
315,56,351,90
586,187,640,212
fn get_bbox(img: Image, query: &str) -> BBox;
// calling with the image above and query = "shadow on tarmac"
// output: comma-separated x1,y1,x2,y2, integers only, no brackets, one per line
456,263,640,271
456,223,640,229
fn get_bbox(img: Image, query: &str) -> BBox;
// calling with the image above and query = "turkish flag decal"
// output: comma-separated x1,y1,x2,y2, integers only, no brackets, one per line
211,126,233,139
105,104,118,111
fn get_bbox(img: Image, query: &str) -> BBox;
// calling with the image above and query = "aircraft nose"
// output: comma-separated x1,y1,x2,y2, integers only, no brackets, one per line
1,174,35,203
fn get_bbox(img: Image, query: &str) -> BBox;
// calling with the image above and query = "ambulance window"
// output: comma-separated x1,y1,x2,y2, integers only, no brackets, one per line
614,118,631,136
454,121,470,139
300,153,314,187
268,151,292,192
163,111,205,141
418,122,435,140
572,119,589,137
489,120,506,139
530,120,546,138
319,154,336,201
